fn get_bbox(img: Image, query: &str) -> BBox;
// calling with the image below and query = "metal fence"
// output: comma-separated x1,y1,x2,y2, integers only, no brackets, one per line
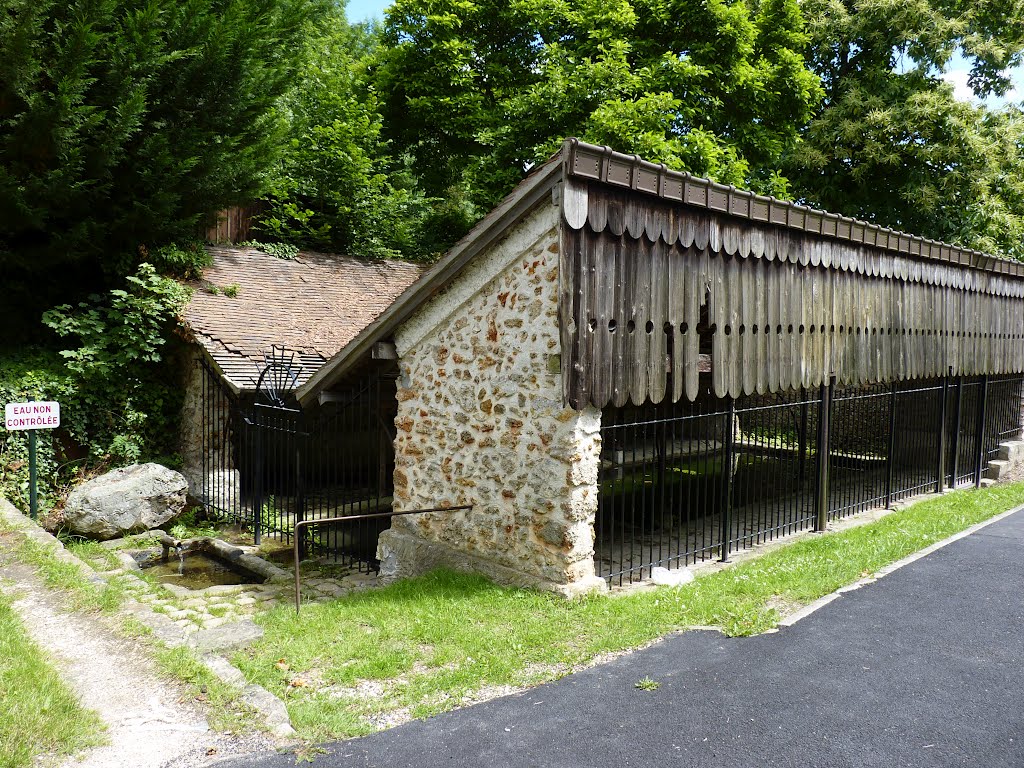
596,373,1024,586
195,357,396,571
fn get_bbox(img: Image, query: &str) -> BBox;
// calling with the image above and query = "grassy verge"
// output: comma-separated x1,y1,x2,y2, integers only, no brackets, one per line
0,517,262,736
8,534,128,614
0,593,105,768
153,646,260,733
233,482,1024,741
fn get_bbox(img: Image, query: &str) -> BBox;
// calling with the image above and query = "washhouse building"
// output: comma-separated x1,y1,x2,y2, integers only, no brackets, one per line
183,140,1024,595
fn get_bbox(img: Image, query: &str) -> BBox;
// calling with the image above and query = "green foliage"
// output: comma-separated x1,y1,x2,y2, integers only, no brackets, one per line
634,676,661,691
0,351,79,520
787,0,1024,259
147,241,211,281
258,11,465,261
42,264,189,378
239,240,300,261
0,0,326,330
0,264,188,513
168,508,219,540
375,0,823,210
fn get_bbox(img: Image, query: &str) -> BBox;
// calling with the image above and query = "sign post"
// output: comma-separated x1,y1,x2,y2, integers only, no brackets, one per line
4,400,61,520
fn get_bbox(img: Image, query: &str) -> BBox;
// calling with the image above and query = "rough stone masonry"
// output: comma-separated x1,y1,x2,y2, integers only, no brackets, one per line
381,204,606,596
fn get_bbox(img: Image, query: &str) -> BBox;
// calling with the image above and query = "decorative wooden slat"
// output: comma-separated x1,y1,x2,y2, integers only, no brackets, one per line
668,247,686,403
648,240,669,404
711,254,727,398
610,234,628,407
629,237,651,404
560,215,1024,409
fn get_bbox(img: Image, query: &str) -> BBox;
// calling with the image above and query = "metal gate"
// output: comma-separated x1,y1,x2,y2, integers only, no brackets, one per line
597,373,1024,586
197,349,396,570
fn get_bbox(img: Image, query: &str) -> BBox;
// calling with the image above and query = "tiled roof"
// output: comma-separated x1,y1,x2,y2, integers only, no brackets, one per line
183,246,424,392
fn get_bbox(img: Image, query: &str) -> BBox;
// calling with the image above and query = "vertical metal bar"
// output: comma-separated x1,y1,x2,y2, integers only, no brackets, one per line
798,393,809,481
254,415,263,546
950,373,963,487
936,374,949,493
296,417,306,561
885,383,897,508
814,377,833,532
975,375,989,488
719,398,736,562
28,426,37,521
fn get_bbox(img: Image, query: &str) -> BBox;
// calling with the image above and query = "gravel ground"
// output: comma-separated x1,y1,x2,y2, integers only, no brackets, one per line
0,556,276,768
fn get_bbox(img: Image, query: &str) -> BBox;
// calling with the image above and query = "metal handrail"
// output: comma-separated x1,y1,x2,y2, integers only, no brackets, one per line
292,505,473,612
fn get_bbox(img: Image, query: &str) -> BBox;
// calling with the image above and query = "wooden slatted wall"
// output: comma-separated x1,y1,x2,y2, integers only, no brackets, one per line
560,183,1024,409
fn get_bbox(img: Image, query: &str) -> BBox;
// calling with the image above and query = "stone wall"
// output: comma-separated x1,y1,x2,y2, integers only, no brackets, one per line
179,350,240,509
381,204,606,596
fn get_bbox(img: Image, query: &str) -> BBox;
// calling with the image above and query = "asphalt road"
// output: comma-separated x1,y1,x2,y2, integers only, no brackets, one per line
224,510,1024,768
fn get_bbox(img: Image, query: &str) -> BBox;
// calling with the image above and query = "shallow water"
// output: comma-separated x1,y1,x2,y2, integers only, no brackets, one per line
141,552,263,589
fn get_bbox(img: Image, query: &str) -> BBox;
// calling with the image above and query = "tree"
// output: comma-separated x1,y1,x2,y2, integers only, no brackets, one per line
0,0,324,328
258,10,472,260
786,0,1024,258
374,0,823,210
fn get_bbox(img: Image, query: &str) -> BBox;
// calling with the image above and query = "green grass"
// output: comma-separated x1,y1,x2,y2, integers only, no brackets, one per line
0,593,105,768
153,646,260,733
11,536,127,613
233,481,1024,741
64,539,123,571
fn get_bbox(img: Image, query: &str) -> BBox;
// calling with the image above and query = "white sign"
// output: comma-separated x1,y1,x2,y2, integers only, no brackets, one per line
4,402,61,431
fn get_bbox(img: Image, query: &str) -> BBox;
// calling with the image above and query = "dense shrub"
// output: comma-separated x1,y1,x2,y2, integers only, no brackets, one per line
1,265,189,515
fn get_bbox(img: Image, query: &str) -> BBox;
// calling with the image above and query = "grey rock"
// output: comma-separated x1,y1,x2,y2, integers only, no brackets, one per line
190,619,264,653
241,684,296,737
63,463,188,540
650,566,694,586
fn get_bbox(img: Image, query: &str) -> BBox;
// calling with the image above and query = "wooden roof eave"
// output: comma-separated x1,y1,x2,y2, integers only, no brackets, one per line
295,154,564,407
562,139,1024,280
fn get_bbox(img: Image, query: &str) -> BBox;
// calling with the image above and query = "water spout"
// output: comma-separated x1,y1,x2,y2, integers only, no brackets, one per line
175,543,185,576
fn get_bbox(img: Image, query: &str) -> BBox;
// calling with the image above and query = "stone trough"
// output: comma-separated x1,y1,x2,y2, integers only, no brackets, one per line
128,532,291,595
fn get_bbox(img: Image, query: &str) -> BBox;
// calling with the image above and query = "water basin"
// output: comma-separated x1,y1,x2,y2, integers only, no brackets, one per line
140,551,266,589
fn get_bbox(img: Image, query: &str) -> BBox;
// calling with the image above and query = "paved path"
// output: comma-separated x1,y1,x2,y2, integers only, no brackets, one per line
227,510,1024,768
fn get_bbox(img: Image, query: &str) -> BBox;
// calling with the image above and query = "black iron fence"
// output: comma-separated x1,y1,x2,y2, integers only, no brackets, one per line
195,357,396,571
596,372,1024,586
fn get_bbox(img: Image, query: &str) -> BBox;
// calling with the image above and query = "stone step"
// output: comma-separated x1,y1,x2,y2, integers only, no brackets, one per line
986,459,1010,481
998,441,1023,462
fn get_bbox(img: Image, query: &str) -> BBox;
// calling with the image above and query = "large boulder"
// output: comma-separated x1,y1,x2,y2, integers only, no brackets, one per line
63,463,188,540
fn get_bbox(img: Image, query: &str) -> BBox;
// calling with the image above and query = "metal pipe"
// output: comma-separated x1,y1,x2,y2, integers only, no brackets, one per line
293,505,473,613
